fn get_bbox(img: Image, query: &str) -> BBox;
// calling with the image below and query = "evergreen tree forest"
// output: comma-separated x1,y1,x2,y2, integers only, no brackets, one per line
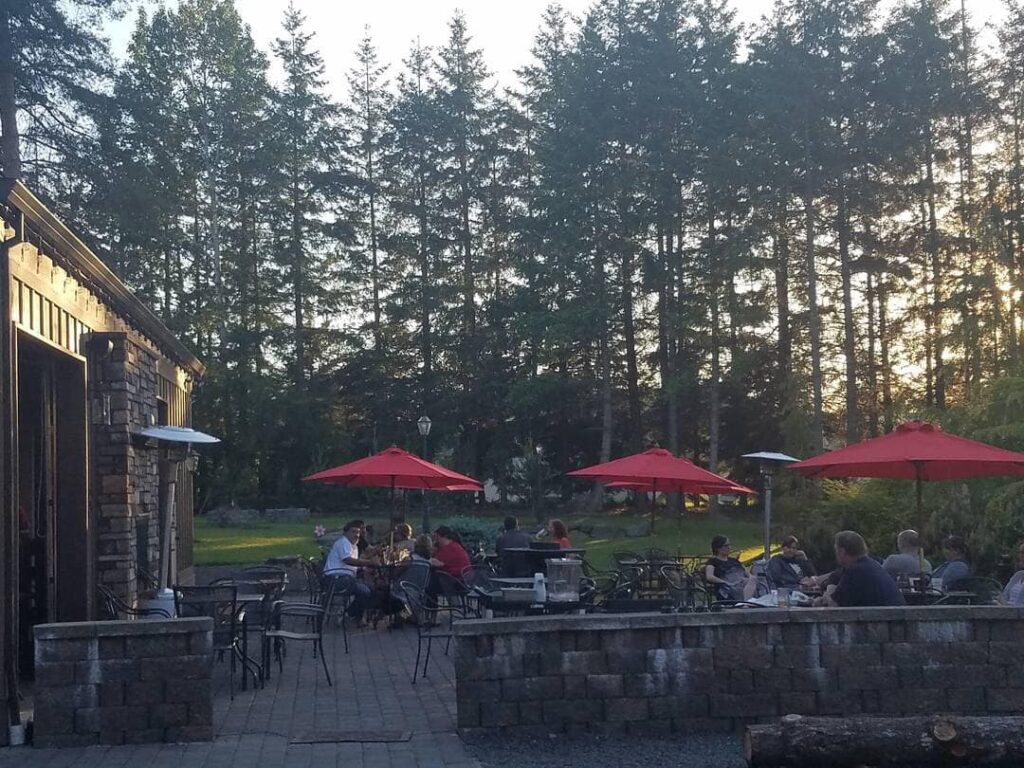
7,0,1024,512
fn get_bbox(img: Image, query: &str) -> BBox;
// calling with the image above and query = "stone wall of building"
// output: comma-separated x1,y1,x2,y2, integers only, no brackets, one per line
453,606,1024,736
33,618,213,747
89,332,162,606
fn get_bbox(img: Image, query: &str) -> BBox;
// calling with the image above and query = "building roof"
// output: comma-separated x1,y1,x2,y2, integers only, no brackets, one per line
0,179,204,377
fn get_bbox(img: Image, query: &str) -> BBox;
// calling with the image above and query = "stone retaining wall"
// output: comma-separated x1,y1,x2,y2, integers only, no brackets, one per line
453,606,1024,736
33,618,213,748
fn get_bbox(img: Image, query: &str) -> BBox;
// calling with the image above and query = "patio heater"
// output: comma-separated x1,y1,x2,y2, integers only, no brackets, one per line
418,415,432,534
138,425,220,615
742,451,800,566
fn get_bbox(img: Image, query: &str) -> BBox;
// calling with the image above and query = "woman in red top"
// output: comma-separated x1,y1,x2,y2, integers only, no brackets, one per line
430,525,471,577
549,519,571,549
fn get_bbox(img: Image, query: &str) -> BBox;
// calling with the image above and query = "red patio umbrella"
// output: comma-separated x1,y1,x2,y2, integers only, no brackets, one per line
789,420,1024,524
303,446,482,530
568,448,752,530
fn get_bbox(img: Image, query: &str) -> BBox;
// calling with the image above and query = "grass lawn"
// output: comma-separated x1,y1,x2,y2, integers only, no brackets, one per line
193,512,763,568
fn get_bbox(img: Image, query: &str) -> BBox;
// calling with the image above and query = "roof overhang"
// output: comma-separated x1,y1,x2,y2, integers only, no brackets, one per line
0,178,204,377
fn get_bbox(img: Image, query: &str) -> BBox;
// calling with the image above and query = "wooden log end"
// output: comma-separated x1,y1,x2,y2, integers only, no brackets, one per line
932,718,957,743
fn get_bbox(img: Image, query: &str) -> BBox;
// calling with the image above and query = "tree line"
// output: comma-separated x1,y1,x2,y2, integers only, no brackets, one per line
4,0,1024,509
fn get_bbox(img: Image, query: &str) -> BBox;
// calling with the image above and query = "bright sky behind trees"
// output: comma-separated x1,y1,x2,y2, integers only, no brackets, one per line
108,0,1011,93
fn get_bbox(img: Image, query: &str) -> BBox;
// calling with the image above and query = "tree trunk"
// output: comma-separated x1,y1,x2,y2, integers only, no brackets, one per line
837,174,858,443
804,149,824,453
0,9,20,179
707,209,720,517
622,247,642,451
745,714,1024,768
865,270,879,437
879,278,893,432
774,203,791,377
925,123,945,409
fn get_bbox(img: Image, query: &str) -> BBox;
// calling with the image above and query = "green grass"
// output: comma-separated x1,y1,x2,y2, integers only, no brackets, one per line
193,512,762,568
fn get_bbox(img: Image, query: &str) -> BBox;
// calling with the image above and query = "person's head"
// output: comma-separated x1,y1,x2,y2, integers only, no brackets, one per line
834,530,868,566
549,519,568,539
503,515,519,532
413,534,433,559
942,535,966,561
711,534,732,558
781,535,801,559
435,525,458,546
343,520,365,543
896,529,921,555
395,523,413,542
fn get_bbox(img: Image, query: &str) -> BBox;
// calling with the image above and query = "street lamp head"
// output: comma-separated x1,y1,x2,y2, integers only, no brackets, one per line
417,415,432,437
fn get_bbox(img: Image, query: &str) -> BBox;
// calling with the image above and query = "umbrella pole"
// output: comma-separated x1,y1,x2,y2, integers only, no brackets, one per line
763,470,773,566
651,480,656,534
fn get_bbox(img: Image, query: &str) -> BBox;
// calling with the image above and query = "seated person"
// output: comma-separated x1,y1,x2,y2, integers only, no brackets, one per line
549,519,571,549
824,530,905,607
767,535,816,589
430,525,471,578
882,529,932,578
392,535,434,608
930,535,970,591
1000,541,1024,606
392,523,415,553
324,520,379,623
704,535,758,601
495,515,532,555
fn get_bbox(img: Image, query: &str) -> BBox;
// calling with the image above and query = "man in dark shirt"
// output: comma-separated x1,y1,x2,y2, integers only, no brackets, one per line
495,516,532,556
830,530,905,607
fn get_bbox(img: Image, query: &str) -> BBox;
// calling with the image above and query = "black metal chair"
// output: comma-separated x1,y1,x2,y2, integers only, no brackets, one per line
661,565,706,612
300,557,324,605
97,585,170,620
320,573,357,653
173,584,258,698
262,600,332,686
611,550,641,571
401,580,473,683
435,571,478,654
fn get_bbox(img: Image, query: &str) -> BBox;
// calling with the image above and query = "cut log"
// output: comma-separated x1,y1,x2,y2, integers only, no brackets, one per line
745,714,1024,767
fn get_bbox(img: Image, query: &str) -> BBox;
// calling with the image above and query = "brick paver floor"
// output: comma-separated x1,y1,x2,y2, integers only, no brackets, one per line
0,621,480,768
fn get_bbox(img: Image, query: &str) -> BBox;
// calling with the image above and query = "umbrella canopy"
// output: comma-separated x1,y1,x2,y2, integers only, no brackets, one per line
605,477,755,495
789,420,1024,525
568,447,748,493
788,420,1024,481
303,446,482,490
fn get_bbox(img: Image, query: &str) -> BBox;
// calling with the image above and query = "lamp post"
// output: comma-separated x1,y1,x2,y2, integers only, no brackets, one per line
742,451,800,565
418,415,432,534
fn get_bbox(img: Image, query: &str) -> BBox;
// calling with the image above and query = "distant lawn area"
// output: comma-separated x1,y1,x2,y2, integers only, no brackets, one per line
193,512,762,568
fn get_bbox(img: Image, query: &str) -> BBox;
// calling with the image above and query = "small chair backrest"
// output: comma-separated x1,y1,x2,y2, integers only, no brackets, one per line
463,564,496,593
174,584,239,648
436,571,469,603
947,576,1003,604
646,548,672,563
612,551,641,570
399,581,432,626
268,600,325,636
97,585,123,620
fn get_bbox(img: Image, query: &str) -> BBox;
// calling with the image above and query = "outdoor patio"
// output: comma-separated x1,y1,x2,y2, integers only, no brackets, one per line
2,625,480,768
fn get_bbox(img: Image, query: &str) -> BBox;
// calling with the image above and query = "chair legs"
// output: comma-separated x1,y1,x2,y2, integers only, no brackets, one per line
412,632,423,684
317,639,332,686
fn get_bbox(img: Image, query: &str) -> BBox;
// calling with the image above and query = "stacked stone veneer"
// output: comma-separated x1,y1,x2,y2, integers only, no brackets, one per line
89,332,162,606
33,618,213,747
454,606,1024,736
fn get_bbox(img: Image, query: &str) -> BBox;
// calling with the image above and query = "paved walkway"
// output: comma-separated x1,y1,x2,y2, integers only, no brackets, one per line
0,621,480,768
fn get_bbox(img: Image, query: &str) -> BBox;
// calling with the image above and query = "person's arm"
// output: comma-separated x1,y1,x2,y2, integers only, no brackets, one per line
704,563,725,585
766,557,785,585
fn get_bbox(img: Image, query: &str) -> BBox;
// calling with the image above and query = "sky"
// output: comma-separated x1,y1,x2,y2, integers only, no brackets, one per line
109,0,1011,97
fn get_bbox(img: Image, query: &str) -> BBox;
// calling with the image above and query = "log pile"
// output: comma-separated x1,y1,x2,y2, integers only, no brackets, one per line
745,714,1024,767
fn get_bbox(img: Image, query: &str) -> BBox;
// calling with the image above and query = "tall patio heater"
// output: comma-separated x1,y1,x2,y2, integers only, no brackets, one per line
138,425,219,613
742,451,800,565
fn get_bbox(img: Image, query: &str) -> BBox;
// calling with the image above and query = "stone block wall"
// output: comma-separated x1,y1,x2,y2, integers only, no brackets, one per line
453,606,1024,736
33,618,213,748
89,332,162,606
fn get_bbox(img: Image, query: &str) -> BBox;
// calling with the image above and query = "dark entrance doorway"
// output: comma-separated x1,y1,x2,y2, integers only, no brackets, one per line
16,333,89,679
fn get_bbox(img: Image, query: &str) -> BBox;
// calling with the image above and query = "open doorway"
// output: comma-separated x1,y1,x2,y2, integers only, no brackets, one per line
16,333,89,681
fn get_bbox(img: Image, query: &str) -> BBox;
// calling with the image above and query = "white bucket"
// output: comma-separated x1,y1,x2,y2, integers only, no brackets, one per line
9,723,25,746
